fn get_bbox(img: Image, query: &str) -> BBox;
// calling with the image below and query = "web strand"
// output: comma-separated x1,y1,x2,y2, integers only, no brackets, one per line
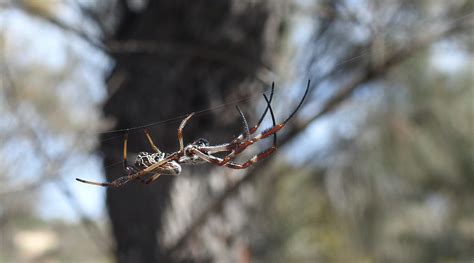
98,10,474,168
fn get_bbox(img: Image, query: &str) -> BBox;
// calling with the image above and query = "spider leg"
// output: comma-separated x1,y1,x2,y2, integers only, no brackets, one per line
76,174,136,187
263,93,277,146
142,159,181,184
212,80,309,165
234,80,309,152
135,173,155,184
232,82,275,143
76,166,161,187
143,173,161,184
76,131,136,187
190,145,276,169
198,90,278,166
178,112,195,151
144,128,162,153
76,155,178,187
198,84,276,155
183,93,277,169
122,132,129,170
123,132,146,183
235,105,250,141
127,129,166,184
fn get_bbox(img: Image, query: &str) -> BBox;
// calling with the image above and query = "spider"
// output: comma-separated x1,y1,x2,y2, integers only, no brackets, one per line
76,80,310,187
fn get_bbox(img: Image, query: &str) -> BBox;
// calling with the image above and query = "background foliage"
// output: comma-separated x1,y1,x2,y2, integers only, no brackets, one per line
0,0,472,262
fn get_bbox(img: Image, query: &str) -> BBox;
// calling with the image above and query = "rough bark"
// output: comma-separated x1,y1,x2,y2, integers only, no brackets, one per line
101,1,285,262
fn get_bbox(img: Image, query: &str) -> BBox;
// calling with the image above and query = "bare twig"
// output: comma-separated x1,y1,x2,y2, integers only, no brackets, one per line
8,2,276,87
164,16,471,257
0,54,111,255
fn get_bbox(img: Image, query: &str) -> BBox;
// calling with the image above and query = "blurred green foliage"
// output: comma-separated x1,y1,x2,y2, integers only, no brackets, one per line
252,48,473,262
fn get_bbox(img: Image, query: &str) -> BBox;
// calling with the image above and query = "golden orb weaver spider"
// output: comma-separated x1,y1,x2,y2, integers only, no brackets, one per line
76,80,310,187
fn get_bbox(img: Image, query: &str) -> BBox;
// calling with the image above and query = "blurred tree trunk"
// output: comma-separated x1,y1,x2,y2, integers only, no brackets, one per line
101,1,285,262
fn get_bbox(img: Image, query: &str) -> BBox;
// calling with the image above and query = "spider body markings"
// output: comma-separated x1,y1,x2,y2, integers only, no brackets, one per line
76,80,310,187
134,151,181,175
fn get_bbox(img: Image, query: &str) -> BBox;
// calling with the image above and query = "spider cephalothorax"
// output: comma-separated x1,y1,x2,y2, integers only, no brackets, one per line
76,80,310,187
180,138,211,165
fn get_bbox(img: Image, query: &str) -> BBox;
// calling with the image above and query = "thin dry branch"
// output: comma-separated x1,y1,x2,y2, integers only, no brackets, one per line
8,2,276,86
164,16,472,257
0,55,111,256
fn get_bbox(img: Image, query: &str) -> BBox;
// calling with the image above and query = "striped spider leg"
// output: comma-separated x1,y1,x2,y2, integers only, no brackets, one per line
75,96,272,187
76,114,190,187
185,93,276,169
186,80,310,169
75,130,181,187
138,85,277,185
174,84,277,168
76,80,308,187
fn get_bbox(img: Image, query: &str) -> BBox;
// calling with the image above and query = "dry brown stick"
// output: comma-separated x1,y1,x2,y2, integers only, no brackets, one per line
164,18,470,257
8,3,276,86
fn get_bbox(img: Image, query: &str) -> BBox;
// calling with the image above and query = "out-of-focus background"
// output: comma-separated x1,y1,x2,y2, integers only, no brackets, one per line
0,0,472,262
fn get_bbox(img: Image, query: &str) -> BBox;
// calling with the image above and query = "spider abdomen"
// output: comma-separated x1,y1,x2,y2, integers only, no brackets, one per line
135,152,166,168
75,80,309,187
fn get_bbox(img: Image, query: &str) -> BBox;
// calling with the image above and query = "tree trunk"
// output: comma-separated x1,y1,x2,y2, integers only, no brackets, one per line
101,1,285,261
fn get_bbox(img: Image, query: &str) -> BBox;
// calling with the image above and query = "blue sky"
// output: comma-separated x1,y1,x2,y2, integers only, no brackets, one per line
1,3,470,222
1,7,109,221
